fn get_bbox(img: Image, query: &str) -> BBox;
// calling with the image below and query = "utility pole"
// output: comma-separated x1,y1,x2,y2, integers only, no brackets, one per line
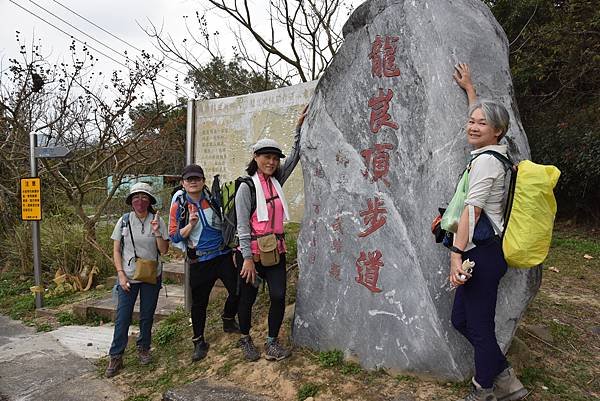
29,132,43,309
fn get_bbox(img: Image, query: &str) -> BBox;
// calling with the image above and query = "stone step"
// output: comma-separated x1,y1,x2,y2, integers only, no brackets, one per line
73,284,185,322
162,261,184,284
72,283,228,323
162,260,225,288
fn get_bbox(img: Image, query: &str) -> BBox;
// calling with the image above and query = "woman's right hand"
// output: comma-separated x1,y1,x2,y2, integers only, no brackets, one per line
240,258,257,284
453,63,473,91
449,254,470,287
118,271,130,292
188,211,199,228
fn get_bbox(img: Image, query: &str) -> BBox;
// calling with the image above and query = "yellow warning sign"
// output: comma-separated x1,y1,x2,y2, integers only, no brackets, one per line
21,178,42,221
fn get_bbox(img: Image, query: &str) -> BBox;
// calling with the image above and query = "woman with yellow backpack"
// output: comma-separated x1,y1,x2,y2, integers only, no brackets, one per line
448,64,529,401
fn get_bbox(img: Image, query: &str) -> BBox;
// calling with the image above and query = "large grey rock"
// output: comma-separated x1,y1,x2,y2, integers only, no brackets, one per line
292,0,542,380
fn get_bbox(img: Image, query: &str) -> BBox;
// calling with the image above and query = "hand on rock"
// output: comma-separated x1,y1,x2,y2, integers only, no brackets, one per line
453,63,473,91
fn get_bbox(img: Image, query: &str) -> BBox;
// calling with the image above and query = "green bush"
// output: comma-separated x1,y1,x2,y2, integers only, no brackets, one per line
285,222,300,264
9,295,35,320
0,216,114,279
154,322,184,346
488,0,600,221
318,349,344,368
297,383,319,401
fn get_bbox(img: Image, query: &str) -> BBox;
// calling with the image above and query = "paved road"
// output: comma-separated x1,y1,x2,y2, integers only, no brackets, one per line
0,315,125,401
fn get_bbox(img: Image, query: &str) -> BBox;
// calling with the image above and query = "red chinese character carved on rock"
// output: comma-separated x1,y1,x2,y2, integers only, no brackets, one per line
368,89,398,133
332,239,343,253
331,216,343,234
329,263,341,281
369,35,401,78
361,143,394,186
355,250,384,293
358,197,387,237
368,35,383,78
383,36,400,77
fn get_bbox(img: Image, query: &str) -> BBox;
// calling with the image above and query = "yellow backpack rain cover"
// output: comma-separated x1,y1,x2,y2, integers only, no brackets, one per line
503,160,561,268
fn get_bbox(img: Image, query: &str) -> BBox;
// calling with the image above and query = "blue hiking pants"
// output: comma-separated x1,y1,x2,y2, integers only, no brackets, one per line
109,279,161,356
451,239,509,388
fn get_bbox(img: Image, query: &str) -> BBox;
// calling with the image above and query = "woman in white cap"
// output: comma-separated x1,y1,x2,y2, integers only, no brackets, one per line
235,106,308,362
105,182,169,377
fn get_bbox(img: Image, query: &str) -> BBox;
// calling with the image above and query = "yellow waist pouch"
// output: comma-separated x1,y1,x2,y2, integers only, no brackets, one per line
133,258,158,284
257,233,280,267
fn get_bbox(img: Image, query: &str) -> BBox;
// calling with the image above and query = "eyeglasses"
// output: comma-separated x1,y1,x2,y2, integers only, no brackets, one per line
184,176,204,183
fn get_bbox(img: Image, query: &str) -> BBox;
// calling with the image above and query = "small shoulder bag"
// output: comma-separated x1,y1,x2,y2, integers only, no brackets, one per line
127,217,158,285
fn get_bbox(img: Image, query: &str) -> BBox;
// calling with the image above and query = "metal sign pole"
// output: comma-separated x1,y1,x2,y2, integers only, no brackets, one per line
29,132,43,308
183,99,196,312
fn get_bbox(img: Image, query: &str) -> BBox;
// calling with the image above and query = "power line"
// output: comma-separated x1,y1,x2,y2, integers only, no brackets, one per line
8,0,183,99
51,0,190,77
26,0,189,96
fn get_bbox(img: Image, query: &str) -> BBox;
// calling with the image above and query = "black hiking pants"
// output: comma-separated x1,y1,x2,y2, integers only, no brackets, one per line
235,251,287,338
189,252,239,339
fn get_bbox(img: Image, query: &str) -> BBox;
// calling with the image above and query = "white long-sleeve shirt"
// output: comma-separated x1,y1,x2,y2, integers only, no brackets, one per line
464,144,509,249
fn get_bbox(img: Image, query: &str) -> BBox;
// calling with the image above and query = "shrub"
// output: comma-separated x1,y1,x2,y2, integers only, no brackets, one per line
318,349,344,368
154,322,184,346
0,216,114,279
297,383,319,401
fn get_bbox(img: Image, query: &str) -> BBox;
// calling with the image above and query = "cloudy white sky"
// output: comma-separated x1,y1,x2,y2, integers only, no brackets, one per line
1,0,360,103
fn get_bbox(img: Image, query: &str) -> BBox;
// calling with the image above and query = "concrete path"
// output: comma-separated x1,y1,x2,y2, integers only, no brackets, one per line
0,315,125,401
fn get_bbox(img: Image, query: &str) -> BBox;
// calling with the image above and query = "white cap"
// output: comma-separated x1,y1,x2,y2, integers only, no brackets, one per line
252,138,285,158
126,182,157,205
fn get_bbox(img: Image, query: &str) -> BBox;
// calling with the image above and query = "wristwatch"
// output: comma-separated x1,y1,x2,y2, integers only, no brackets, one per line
450,246,464,255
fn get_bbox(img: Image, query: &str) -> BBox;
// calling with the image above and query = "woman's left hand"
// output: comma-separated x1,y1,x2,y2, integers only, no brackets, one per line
297,104,309,129
151,211,160,236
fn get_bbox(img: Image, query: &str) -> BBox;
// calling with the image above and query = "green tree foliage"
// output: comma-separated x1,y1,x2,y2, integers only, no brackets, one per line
128,100,186,175
187,56,281,99
487,0,600,220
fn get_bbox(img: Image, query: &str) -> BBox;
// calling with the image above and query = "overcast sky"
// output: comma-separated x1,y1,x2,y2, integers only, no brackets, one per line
0,0,265,102
1,0,360,103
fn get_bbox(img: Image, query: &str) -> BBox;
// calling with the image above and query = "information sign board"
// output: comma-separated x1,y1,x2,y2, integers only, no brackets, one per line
21,178,42,221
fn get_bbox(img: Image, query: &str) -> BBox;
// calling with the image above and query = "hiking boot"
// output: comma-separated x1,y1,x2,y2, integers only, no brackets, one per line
222,316,241,333
105,355,123,378
494,367,528,401
457,378,497,401
192,338,209,362
239,335,260,362
137,346,152,365
264,338,291,361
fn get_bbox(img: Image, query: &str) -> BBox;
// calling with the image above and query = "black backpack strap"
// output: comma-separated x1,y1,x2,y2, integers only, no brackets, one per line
120,212,129,255
176,192,188,229
471,150,517,237
239,176,256,215
203,185,222,219
126,215,138,259
475,150,514,171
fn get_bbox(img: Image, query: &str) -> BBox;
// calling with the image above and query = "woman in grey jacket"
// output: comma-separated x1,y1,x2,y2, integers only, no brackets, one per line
235,107,308,362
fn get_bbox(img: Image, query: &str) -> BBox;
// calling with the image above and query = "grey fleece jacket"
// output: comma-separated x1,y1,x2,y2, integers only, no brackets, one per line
235,126,301,260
